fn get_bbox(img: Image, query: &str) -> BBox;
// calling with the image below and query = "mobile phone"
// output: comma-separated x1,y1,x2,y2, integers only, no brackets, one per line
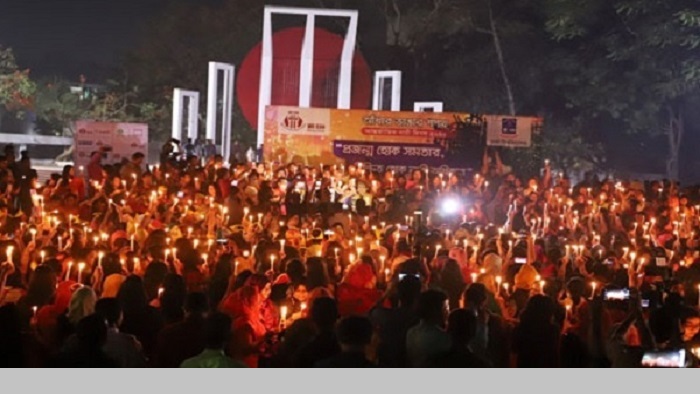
515,257,526,264
216,239,228,245
641,299,650,308
604,259,614,265
656,257,667,267
177,191,184,198
399,273,420,281
315,180,321,188
231,180,238,187
603,288,630,301
642,349,687,368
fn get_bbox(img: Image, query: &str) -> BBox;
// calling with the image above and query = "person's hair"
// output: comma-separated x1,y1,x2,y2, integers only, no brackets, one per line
519,294,555,329
143,261,168,300
117,275,148,315
306,257,330,290
184,292,209,315
161,274,186,323
204,312,232,349
68,287,97,326
95,298,122,327
75,314,108,348
462,283,487,309
285,259,306,284
680,307,700,325
440,259,466,309
416,290,448,322
397,275,421,307
566,277,585,300
447,309,478,345
25,265,57,307
336,316,373,347
310,297,338,330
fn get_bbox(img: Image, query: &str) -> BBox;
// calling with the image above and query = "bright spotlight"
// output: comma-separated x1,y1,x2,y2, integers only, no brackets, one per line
440,198,461,216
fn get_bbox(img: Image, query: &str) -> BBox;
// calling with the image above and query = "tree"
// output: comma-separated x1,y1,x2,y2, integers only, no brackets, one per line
543,0,700,179
0,46,35,117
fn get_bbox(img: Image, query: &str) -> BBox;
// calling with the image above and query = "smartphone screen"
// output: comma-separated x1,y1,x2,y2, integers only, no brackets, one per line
656,257,667,267
603,288,630,301
642,350,686,368
515,257,526,265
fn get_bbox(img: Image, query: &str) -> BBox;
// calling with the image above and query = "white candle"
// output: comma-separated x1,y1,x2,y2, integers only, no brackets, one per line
30,229,36,243
65,262,73,282
590,282,597,299
6,246,13,264
98,251,104,268
77,262,85,284
280,239,285,253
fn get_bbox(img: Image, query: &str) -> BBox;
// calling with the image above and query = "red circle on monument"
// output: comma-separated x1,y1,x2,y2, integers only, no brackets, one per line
236,26,372,130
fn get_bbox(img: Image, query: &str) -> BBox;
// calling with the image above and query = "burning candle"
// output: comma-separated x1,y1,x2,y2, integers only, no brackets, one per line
30,228,36,243
503,283,510,294
471,273,477,283
40,250,45,263
77,262,85,284
32,306,37,318
65,262,73,282
158,287,164,298
5,246,13,264
98,251,104,268
496,275,502,289
384,268,391,282
540,280,546,293
280,239,285,253
280,306,288,330
590,282,597,299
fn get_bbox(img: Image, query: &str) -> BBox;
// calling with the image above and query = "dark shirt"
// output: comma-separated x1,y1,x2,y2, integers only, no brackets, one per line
155,316,206,368
371,306,419,367
512,323,560,368
314,352,374,368
295,330,341,368
429,345,491,368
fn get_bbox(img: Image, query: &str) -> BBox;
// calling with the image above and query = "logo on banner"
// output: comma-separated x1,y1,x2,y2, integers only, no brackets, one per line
281,111,304,132
501,118,517,135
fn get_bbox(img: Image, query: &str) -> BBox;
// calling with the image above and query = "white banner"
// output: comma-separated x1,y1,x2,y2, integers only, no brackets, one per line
267,106,330,136
74,121,149,168
485,115,540,148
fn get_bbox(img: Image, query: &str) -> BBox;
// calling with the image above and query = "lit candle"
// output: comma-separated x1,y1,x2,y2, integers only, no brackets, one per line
193,239,199,250
503,283,510,294
77,262,85,284
5,246,13,264
280,239,285,253
470,273,477,283
540,280,546,293
590,282,597,299
384,268,391,282
40,250,45,263
32,306,37,318
98,251,104,268
280,305,288,330
30,228,36,243
65,262,73,281
495,275,502,289
172,248,177,261
158,287,164,298
270,255,276,271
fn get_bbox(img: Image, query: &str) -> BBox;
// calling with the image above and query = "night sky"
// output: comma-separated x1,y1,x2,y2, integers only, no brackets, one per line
0,0,201,81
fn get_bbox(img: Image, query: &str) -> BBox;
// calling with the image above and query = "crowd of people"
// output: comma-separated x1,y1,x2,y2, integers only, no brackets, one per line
1,142,700,368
